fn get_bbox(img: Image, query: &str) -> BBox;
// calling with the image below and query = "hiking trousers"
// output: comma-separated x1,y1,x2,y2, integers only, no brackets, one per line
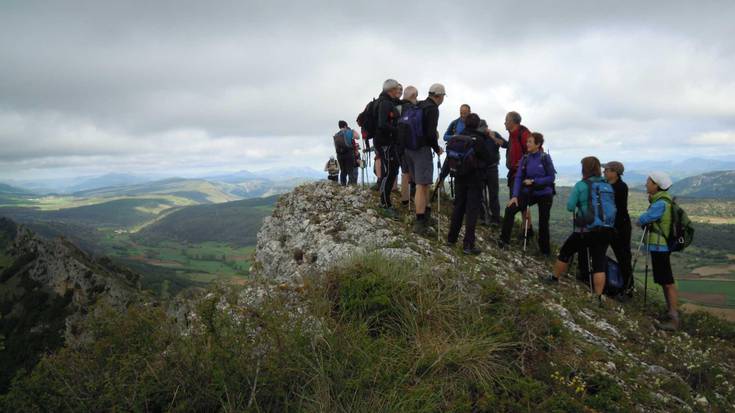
500,194,553,254
610,222,633,291
337,153,356,186
378,144,400,207
448,178,482,248
481,165,501,223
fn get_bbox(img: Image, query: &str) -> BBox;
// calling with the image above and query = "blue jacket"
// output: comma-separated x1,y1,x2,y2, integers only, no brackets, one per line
639,191,672,252
512,151,556,198
568,176,602,231
443,118,465,142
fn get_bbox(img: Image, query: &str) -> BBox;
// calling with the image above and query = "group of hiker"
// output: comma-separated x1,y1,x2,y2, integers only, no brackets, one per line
327,79,693,331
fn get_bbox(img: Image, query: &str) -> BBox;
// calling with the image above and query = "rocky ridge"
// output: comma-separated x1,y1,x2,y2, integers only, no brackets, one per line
252,181,735,412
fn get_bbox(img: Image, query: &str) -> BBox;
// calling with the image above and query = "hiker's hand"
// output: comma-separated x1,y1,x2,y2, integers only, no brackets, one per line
507,197,518,208
523,179,533,186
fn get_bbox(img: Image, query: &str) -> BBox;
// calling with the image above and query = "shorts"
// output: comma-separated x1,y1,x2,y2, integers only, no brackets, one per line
405,146,434,185
558,230,612,274
651,251,674,285
400,152,411,175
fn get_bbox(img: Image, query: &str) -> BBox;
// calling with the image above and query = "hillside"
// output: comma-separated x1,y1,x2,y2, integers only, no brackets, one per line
0,184,31,196
671,170,735,199
0,218,142,393
134,195,278,246
2,182,733,412
73,177,241,203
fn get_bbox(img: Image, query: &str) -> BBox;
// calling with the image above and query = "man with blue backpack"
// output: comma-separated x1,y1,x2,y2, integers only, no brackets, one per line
543,156,616,308
334,120,359,186
401,83,446,234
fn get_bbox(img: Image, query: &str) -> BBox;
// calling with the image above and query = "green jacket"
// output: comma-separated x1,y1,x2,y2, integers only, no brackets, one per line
567,176,603,228
639,190,672,251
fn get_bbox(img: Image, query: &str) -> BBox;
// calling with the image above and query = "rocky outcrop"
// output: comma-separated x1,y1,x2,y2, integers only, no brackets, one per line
252,181,735,412
0,217,141,343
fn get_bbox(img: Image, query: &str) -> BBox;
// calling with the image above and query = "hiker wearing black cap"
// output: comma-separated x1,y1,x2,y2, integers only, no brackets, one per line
445,113,491,254
333,120,360,186
375,79,403,217
498,132,555,256
604,161,633,299
408,83,446,234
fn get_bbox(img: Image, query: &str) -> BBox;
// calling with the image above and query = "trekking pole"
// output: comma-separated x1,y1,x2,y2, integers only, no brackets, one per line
631,226,648,288
643,246,649,310
437,181,441,241
523,208,530,252
587,246,594,293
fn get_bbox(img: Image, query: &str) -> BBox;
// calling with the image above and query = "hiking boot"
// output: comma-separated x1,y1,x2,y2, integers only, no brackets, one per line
614,293,632,303
496,240,509,250
413,219,429,235
445,240,457,247
541,274,559,284
381,207,399,220
656,312,673,322
463,246,482,255
596,294,608,309
657,319,680,332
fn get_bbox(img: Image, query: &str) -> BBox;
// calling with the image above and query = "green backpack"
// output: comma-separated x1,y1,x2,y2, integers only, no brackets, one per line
661,198,694,252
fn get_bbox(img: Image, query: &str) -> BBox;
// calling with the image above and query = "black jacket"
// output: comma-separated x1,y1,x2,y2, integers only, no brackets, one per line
443,128,492,185
374,91,399,147
611,179,631,229
481,130,508,167
418,98,441,152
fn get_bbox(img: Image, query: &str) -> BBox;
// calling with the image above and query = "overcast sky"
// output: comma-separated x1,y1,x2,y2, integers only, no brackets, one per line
2,0,734,181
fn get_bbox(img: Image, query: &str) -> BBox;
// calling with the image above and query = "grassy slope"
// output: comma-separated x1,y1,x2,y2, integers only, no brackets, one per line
133,196,278,246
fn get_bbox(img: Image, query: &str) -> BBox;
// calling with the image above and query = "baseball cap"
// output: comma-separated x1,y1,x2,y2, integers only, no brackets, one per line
648,171,672,190
602,161,625,175
428,83,446,96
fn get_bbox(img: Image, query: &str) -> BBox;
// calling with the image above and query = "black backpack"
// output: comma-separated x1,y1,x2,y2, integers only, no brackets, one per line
356,98,379,138
444,135,479,177
660,198,695,252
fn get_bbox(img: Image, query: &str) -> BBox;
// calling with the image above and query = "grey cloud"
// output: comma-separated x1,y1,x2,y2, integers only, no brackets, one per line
1,0,734,179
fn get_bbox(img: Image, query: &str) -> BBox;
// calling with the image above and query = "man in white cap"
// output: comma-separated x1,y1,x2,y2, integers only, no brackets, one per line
407,83,445,234
638,171,678,330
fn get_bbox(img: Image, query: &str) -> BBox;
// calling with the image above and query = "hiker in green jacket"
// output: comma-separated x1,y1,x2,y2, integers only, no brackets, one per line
638,171,679,331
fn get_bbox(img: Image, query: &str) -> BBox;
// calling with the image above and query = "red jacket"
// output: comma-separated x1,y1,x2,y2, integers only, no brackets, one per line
507,125,530,173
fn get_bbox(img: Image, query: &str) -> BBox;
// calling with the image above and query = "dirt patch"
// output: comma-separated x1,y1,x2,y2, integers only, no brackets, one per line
129,255,184,268
679,291,728,306
681,303,735,323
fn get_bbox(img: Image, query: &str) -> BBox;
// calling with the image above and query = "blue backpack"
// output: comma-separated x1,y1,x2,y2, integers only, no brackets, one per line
577,179,616,230
604,257,625,295
343,129,354,146
397,105,424,150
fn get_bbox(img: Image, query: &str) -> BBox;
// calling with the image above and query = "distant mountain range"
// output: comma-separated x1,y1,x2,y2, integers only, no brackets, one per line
554,157,735,187
6,167,324,195
671,170,735,199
